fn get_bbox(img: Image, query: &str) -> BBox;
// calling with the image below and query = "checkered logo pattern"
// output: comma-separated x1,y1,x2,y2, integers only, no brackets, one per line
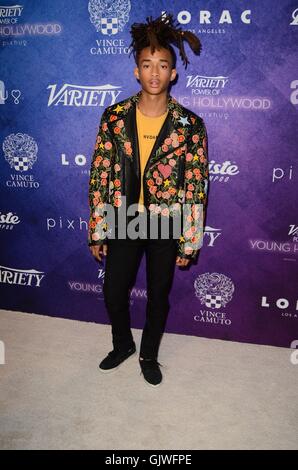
13,156,29,172
205,294,222,309
101,16,118,35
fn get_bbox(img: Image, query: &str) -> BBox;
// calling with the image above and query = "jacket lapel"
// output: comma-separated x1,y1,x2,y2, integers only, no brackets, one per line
125,102,140,179
143,111,173,174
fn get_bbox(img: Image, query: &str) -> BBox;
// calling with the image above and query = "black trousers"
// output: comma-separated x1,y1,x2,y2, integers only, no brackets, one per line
103,232,178,359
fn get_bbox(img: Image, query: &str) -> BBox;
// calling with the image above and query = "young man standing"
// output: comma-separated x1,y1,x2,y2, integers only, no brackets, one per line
88,13,209,387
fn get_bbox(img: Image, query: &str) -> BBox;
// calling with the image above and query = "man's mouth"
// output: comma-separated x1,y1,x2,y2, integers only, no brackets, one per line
149,80,160,87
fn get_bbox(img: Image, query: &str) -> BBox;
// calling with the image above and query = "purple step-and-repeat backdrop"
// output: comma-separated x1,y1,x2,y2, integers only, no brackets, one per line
1,1,298,348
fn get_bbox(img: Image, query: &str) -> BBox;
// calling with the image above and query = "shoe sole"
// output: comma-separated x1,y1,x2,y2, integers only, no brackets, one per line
99,350,136,374
139,360,163,387
142,376,162,387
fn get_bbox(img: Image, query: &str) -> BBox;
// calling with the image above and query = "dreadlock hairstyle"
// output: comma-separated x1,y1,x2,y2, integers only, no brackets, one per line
129,12,202,69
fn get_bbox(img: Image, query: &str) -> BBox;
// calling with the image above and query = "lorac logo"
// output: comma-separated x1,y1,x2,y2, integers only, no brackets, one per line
88,0,131,36
47,83,122,107
162,9,251,25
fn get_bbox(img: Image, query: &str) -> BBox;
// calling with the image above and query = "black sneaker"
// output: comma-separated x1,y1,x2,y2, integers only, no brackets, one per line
139,358,163,387
99,344,136,373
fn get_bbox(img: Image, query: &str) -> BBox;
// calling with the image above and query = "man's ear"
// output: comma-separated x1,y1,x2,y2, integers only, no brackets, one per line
170,68,177,82
134,66,140,80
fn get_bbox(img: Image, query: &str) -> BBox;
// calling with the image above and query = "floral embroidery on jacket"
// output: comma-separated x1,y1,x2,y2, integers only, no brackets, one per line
88,90,209,260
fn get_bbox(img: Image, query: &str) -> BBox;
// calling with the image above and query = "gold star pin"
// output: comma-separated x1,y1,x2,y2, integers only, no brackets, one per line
114,104,124,114
193,154,199,161
163,179,170,187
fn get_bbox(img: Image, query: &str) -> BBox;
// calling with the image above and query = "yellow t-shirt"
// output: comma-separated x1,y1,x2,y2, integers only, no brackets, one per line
136,106,168,212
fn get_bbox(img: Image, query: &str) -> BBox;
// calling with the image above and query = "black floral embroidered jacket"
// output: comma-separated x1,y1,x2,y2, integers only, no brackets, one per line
88,90,209,260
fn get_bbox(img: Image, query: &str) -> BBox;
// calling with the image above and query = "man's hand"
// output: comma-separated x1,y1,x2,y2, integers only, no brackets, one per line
176,256,191,267
89,243,108,262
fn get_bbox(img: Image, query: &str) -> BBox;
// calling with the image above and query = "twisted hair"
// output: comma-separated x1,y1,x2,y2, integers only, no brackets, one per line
129,12,202,69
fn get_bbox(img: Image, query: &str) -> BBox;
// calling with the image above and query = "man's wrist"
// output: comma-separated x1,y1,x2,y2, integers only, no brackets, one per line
88,240,107,247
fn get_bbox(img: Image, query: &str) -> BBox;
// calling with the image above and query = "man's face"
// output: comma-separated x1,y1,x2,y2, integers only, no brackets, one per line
134,46,177,95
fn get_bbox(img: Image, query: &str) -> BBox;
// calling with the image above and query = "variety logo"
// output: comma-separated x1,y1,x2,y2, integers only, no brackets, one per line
88,0,131,36
0,4,23,22
68,281,104,298
0,211,20,230
193,272,235,326
68,267,146,303
69,268,105,298
204,225,222,247
182,75,271,110
129,287,147,303
186,75,229,96
47,83,122,107
0,80,21,104
288,225,298,242
0,265,45,287
249,225,298,256
2,133,40,188
261,296,298,319
0,3,62,37
183,70,272,110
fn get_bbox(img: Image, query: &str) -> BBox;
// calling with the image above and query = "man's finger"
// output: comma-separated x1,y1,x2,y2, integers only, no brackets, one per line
90,243,109,262
175,256,190,267
90,245,102,262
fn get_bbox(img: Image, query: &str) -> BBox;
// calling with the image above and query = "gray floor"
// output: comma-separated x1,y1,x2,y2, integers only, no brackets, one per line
0,308,297,450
